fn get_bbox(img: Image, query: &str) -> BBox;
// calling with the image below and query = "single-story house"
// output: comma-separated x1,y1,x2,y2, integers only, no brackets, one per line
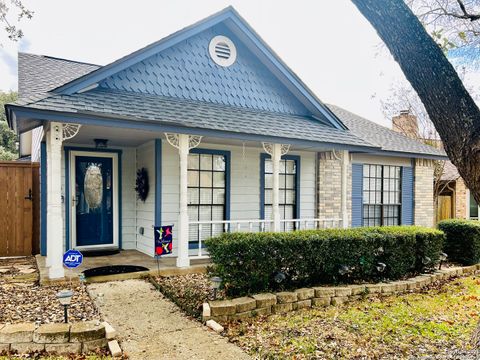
5,6,446,280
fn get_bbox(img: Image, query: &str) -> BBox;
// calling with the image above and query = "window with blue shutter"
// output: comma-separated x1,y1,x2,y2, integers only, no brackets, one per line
401,166,414,225
352,164,363,227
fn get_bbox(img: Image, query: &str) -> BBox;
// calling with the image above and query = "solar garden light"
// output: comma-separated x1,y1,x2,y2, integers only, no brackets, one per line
376,262,387,273
439,252,448,270
210,276,222,300
273,271,286,284
56,289,73,323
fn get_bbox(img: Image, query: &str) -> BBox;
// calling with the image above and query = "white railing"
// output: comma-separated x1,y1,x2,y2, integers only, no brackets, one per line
188,218,343,258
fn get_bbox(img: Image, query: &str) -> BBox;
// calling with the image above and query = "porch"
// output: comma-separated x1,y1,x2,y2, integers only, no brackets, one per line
37,121,351,280
36,250,210,285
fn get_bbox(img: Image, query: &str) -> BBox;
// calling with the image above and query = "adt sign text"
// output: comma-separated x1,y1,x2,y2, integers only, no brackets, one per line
63,249,83,269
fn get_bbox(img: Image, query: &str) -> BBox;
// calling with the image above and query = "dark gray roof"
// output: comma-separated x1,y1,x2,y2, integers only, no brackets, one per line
18,53,99,101
327,104,446,157
13,52,446,158
20,88,372,148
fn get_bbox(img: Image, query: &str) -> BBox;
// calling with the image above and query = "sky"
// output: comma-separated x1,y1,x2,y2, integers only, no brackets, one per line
0,0,445,127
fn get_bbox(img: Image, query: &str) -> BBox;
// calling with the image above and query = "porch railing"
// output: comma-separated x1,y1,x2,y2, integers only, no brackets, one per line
188,218,343,258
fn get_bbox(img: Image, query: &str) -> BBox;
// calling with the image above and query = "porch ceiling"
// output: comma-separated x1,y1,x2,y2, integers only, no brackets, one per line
66,124,337,152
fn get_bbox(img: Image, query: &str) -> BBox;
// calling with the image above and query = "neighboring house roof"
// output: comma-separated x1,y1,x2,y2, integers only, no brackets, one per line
327,104,446,158
441,161,460,181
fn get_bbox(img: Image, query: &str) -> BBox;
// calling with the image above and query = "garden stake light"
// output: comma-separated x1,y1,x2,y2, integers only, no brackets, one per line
56,289,73,323
439,252,448,270
210,276,222,300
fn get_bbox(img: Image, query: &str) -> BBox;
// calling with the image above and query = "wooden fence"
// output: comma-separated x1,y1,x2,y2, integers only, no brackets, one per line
0,161,39,256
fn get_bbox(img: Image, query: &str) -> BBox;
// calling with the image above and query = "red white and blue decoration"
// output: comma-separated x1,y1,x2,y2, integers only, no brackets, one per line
154,225,173,257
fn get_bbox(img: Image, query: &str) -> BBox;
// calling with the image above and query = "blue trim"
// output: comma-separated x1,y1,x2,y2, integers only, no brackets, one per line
40,142,47,256
50,6,345,129
401,165,414,225
10,106,381,153
189,148,231,221
155,139,162,226
350,150,448,161
259,153,301,220
63,146,123,250
351,163,364,227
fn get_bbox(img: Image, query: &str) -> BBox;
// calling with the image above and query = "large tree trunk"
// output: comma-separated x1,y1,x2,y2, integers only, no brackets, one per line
351,0,480,203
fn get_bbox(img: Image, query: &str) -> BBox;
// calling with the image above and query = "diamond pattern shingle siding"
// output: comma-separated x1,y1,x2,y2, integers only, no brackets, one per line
99,24,309,115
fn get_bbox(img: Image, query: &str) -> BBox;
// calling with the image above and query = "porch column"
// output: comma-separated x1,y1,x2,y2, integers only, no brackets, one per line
340,150,349,229
46,123,64,279
165,133,202,268
263,142,290,231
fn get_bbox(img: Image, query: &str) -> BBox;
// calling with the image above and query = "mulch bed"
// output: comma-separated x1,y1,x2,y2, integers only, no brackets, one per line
153,273,225,319
0,257,100,325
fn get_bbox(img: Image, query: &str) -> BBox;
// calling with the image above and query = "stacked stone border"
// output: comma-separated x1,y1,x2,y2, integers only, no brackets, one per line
0,320,122,357
203,265,479,324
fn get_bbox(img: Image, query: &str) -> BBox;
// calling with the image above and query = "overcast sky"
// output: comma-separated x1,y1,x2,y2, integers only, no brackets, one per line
0,0,427,127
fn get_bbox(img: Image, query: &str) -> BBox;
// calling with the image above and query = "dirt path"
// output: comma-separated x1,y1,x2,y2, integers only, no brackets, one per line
87,279,250,360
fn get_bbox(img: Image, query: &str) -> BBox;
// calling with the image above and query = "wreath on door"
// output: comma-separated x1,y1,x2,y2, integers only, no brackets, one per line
135,167,149,202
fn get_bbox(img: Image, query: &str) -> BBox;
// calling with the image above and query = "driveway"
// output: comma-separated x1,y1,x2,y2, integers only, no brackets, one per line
88,279,250,360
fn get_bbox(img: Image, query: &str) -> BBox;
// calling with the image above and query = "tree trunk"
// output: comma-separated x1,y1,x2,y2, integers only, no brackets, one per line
351,0,480,203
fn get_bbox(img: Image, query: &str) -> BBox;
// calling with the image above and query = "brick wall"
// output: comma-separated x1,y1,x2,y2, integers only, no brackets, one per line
455,178,468,219
414,159,435,227
317,151,351,227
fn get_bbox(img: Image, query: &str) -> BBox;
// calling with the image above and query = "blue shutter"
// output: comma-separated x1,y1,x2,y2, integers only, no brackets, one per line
352,164,363,227
401,166,414,225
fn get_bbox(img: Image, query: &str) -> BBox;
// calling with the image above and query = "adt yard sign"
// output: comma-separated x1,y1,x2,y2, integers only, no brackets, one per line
63,249,83,268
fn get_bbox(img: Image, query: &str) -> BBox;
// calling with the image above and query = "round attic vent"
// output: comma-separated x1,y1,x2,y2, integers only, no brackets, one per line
209,35,237,67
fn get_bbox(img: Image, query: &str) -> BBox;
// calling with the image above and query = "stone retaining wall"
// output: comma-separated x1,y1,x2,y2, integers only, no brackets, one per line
0,320,118,356
203,265,479,324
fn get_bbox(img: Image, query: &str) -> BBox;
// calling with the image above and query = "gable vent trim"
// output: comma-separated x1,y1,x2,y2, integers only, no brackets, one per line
209,35,237,67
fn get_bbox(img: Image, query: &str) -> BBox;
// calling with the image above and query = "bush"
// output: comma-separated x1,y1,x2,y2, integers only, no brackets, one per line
205,226,445,297
438,219,480,265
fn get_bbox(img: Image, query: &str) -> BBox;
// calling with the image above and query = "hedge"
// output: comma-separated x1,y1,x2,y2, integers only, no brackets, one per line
438,219,480,265
205,226,445,297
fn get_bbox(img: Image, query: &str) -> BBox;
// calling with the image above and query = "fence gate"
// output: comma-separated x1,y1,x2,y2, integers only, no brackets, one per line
0,161,39,256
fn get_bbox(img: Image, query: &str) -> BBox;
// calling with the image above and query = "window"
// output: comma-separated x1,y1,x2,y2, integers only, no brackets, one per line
363,164,401,226
187,151,228,248
262,156,299,231
469,192,479,219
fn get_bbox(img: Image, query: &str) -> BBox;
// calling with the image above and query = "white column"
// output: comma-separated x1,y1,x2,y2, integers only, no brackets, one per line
272,143,282,232
341,150,349,228
47,122,65,279
165,133,202,268
177,134,190,268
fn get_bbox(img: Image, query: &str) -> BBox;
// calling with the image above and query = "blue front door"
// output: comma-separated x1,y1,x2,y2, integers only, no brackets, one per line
74,155,114,247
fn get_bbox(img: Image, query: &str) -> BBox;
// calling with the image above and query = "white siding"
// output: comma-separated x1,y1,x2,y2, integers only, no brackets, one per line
135,141,155,256
161,142,316,257
31,126,44,162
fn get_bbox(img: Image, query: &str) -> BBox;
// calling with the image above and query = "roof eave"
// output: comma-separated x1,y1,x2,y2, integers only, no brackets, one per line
8,105,379,152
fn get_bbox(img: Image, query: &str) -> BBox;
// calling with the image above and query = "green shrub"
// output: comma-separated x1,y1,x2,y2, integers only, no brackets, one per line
205,226,445,297
438,219,480,265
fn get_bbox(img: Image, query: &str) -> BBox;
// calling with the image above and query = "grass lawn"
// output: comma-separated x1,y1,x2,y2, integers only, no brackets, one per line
226,276,480,359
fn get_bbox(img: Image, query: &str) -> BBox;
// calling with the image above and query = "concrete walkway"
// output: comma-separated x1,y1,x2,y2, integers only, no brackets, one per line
87,279,250,360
